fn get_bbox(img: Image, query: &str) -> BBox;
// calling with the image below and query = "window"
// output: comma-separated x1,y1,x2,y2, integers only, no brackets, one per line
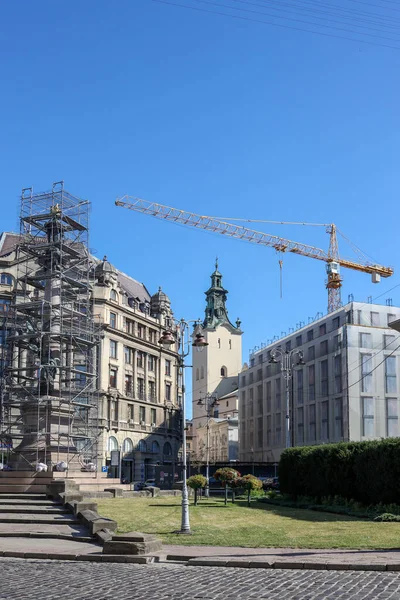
308,346,315,361
0,274,12,285
370,312,380,327
258,354,263,364
266,381,272,412
109,368,117,388
148,356,156,371
359,333,372,349
320,340,328,356
297,407,304,443
137,377,144,399
333,334,341,351
257,389,263,414
107,436,118,452
257,368,262,382
110,289,118,302
257,416,263,448
137,351,144,369
296,335,302,347
307,330,314,342
249,372,254,384
362,397,374,437
319,323,326,336
151,408,157,425
308,365,315,402
149,329,157,344
332,316,340,330
240,392,246,418
200,365,204,379
109,312,116,329
124,346,133,364
250,358,255,367
361,354,373,393
309,404,316,441
126,319,135,335
249,387,254,416
388,314,396,326
385,356,397,393
138,439,147,452
229,339,232,350
275,378,281,410
384,335,396,349
387,398,399,437
125,374,133,397
275,414,281,445
196,368,199,381
110,400,117,422
221,366,227,377
152,440,160,454
321,360,329,397
334,355,342,394
137,324,144,338
165,383,171,401
163,441,172,456
334,398,343,439
148,381,156,400
296,369,304,405
266,415,272,444
139,406,146,423
122,438,133,454
110,340,117,359
285,340,291,352
321,401,329,440
165,360,171,376
128,404,134,420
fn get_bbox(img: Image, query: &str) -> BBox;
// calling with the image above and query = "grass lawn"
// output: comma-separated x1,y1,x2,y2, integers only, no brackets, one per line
96,496,400,549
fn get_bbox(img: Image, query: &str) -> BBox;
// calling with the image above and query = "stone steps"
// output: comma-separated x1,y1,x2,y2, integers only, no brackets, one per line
0,494,48,501
0,484,49,494
0,506,69,514
0,515,79,525
0,499,60,506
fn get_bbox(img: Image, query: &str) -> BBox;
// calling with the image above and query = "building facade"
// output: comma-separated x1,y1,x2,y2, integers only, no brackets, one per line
0,228,182,481
93,257,182,483
239,301,400,463
191,262,242,457
196,416,239,463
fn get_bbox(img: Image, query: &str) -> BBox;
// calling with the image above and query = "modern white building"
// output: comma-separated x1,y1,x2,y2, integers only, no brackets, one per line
191,262,242,460
239,301,400,463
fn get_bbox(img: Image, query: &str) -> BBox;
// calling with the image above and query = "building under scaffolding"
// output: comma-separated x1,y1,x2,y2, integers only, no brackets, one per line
0,182,99,470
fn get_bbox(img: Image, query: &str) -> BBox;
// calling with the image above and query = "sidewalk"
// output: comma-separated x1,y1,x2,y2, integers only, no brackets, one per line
162,544,400,571
0,535,400,571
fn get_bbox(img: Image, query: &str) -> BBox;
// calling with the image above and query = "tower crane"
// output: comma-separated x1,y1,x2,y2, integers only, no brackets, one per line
115,195,393,313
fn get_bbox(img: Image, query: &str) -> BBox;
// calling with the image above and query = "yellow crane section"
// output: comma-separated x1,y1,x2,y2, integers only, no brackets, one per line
115,195,393,312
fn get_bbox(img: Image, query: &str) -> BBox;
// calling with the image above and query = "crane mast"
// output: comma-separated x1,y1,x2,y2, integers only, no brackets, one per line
115,196,393,312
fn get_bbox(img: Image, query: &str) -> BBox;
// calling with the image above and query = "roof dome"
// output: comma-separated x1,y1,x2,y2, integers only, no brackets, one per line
151,286,170,303
95,255,117,276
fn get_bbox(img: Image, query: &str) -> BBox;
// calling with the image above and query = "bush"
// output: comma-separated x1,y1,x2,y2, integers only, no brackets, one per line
214,468,240,487
187,475,207,490
279,438,400,505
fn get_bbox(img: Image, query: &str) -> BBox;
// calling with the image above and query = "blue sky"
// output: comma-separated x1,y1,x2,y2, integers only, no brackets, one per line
0,0,399,374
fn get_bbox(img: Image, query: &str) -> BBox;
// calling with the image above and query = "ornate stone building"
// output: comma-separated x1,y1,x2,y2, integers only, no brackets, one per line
93,257,181,483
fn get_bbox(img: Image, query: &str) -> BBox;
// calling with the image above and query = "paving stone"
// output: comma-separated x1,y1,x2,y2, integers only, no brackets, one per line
1,559,400,599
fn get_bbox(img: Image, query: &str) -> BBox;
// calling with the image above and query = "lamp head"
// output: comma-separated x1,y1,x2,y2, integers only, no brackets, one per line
158,330,176,348
192,332,208,352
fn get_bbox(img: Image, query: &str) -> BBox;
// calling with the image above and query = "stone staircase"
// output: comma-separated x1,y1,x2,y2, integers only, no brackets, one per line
0,471,130,495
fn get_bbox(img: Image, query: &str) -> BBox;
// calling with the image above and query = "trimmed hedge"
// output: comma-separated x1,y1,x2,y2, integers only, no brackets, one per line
279,438,400,505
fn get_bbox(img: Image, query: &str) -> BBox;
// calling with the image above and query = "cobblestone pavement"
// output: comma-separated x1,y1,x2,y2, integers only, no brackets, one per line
1,558,400,600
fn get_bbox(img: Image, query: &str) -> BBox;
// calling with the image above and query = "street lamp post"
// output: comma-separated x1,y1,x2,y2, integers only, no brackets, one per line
159,322,208,534
269,348,305,449
197,393,219,498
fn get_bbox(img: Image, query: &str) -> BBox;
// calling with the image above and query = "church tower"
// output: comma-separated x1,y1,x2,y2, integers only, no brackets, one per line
192,261,242,437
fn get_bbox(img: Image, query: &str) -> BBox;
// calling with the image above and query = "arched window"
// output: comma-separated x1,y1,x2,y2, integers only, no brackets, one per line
200,366,204,379
110,289,118,302
220,366,227,377
122,438,133,454
163,442,172,456
137,439,147,453
107,436,118,453
195,368,199,381
152,441,160,454
0,274,12,285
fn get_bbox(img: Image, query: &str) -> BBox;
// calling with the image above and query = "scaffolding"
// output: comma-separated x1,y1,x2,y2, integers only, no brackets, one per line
0,182,100,470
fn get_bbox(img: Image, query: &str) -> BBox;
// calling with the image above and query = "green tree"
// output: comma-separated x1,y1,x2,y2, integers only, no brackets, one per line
237,474,262,506
214,468,241,505
187,474,207,505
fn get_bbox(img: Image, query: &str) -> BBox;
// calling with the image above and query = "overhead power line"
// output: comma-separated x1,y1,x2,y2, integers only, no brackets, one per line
152,0,400,49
